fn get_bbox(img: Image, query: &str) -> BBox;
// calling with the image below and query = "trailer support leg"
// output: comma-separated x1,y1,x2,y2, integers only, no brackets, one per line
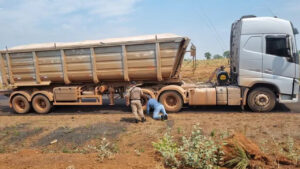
109,87,115,105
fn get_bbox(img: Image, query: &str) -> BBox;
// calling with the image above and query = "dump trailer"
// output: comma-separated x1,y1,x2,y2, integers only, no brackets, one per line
0,16,299,114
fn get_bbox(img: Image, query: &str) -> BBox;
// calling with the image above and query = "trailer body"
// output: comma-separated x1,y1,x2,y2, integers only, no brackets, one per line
0,34,188,87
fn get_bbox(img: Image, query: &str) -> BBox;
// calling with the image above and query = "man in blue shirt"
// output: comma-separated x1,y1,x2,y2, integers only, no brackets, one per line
146,98,168,120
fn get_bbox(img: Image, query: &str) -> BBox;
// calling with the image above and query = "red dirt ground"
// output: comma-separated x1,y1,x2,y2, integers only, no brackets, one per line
0,111,300,169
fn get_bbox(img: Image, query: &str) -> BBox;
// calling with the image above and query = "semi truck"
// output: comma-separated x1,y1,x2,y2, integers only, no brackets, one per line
0,16,299,114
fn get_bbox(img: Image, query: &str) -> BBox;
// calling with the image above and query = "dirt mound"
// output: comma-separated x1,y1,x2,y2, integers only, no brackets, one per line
223,133,271,166
223,133,299,168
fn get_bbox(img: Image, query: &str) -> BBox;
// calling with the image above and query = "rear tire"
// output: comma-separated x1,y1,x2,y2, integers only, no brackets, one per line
247,87,276,112
159,91,183,113
11,95,31,114
32,94,52,114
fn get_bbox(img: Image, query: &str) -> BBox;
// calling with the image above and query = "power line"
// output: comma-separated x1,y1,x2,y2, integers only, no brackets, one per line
198,3,227,53
198,13,225,53
263,2,277,17
203,10,227,51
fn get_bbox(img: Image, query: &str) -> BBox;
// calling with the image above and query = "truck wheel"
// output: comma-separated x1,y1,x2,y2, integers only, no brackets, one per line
32,94,52,114
159,91,183,113
247,87,276,112
12,95,31,114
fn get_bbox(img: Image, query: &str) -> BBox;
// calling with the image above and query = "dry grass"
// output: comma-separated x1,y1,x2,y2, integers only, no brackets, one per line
181,58,229,83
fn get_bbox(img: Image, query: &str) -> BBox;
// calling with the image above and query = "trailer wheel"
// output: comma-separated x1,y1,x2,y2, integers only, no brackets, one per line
247,87,276,112
32,94,52,114
12,95,31,114
159,91,183,113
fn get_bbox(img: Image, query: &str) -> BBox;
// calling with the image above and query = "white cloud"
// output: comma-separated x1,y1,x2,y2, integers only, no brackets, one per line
0,0,141,48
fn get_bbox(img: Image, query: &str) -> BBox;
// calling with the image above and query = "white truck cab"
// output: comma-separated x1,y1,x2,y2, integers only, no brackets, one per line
230,15,299,111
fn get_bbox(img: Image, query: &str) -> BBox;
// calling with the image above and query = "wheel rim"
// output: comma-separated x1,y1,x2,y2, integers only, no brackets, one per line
166,95,177,107
254,94,270,106
16,99,26,110
37,98,47,109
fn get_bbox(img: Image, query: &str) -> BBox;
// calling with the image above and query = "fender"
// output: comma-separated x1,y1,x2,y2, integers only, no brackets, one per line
249,81,280,93
157,85,187,103
9,91,32,108
31,91,54,101
241,79,281,94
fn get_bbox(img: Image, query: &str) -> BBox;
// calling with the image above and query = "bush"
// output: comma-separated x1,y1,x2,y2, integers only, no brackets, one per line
153,125,224,169
179,125,220,169
87,137,118,162
152,133,179,167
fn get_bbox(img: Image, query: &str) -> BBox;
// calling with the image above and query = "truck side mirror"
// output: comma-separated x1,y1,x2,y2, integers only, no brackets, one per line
294,28,299,35
190,44,196,57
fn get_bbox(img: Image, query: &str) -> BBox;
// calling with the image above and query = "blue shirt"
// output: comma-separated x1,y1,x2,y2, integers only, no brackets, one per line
146,98,162,114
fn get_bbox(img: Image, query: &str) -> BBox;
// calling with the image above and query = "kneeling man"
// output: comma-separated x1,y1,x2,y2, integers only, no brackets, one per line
146,98,168,120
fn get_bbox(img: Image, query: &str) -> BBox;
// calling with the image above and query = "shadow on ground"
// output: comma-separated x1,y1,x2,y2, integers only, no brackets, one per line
0,95,299,116
0,122,128,152
34,122,127,147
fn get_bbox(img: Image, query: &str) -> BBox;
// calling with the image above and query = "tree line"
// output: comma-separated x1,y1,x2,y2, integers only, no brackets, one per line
204,51,230,60
204,50,300,60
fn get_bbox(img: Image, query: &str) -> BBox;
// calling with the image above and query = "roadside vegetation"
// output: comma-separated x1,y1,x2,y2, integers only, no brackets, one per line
85,137,119,162
153,124,300,169
153,124,225,169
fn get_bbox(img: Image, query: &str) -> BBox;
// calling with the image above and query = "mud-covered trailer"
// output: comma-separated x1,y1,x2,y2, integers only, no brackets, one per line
0,34,189,87
0,34,191,114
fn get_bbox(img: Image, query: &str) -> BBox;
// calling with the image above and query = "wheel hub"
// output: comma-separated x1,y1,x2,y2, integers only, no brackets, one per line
166,96,177,106
17,100,25,109
38,99,46,108
255,94,269,106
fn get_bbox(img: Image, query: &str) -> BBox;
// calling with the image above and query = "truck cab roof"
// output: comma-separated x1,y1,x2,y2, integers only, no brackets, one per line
239,17,294,35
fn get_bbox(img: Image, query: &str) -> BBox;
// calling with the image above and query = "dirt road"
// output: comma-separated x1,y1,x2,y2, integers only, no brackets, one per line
0,95,299,169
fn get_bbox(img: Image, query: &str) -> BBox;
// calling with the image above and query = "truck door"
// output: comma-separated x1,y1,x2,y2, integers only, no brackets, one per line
239,35,263,80
262,34,296,95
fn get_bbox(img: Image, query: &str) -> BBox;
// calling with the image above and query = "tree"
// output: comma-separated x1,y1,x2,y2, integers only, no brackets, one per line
204,52,211,60
213,54,223,59
223,51,230,58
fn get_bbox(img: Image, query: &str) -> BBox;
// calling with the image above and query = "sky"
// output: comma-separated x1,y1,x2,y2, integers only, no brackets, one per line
0,0,299,59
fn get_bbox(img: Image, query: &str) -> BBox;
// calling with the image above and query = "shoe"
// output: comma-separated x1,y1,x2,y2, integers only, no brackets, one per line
161,116,164,121
164,115,168,120
141,117,146,123
135,119,139,123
